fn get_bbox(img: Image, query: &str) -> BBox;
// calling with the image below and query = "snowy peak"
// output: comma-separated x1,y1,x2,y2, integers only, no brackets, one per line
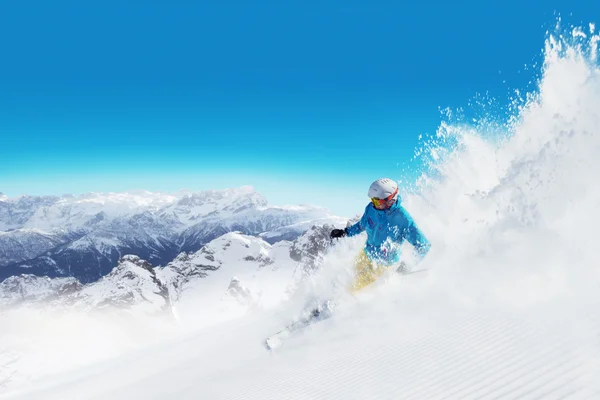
0,274,80,308
0,256,172,315
157,227,340,306
177,186,266,209
204,232,274,265
0,187,332,234
23,191,176,231
161,186,269,226
77,255,171,314
289,224,336,274
0,195,61,231
0,187,271,232
156,232,275,302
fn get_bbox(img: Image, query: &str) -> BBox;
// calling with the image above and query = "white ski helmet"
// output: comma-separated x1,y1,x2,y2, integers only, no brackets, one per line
368,178,399,201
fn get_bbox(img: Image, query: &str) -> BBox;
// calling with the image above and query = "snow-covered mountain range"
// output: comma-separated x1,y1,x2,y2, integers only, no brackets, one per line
0,225,338,315
0,187,346,284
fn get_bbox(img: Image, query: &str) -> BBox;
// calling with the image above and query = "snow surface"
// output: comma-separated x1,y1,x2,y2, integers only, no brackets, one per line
2,24,600,399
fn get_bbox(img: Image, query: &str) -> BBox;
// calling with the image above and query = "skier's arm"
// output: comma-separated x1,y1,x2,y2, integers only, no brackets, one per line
407,223,431,258
345,206,370,237
397,209,431,258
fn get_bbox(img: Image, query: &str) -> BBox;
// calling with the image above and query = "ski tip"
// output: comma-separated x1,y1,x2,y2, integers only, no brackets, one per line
264,335,284,351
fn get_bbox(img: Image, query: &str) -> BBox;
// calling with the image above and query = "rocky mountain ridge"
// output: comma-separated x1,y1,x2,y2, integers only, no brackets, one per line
0,225,341,315
0,188,346,283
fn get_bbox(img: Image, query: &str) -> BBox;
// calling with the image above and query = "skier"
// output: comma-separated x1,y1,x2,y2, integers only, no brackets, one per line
330,178,431,292
264,178,431,350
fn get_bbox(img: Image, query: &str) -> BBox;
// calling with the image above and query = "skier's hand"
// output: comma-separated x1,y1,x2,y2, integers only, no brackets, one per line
330,228,347,239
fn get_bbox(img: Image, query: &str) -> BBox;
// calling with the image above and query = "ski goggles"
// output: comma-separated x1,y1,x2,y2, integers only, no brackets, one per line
370,188,398,208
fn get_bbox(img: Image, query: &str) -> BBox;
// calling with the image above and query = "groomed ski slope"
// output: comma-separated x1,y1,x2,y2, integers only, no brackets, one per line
2,273,600,400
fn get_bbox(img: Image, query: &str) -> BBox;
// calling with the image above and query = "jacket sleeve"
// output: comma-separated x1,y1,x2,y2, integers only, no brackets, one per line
396,207,431,258
345,206,370,237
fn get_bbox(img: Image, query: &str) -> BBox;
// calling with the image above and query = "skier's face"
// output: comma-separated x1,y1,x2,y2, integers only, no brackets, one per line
373,201,391,210
370,188,398,210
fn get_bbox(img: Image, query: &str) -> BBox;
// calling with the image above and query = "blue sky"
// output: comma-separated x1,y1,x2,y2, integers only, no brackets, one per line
0,0,597,216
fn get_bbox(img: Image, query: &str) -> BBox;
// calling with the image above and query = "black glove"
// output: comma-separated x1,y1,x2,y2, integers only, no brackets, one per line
330,228,347,239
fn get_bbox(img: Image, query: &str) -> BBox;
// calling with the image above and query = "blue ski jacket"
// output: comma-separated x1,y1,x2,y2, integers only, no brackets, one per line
346,199,431,265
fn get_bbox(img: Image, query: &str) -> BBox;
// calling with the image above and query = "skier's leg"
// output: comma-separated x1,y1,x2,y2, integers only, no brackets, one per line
265,299,337,350
350,250,387,293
